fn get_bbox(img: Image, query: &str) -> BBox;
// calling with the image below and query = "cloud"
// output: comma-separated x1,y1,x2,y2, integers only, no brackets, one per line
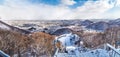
73,0,114,19
61,0,76,6
0,0,120,20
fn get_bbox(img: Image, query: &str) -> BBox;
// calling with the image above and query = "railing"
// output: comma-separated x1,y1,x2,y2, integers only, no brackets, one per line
0,50,10,57
54,48,59,57
53,43,120,57
105,43,120,57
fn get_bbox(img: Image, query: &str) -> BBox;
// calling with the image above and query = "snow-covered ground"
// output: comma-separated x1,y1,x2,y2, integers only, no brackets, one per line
55,49,109,57
0,22,10,30
54,33,120,57
55,33,80,47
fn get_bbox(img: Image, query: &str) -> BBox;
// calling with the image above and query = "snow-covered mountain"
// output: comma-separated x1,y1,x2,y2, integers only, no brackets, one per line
0,20,30,34
86,21,110,31
81,20,93,26
109,18,120,26
52,28,72,36
0,21,11,30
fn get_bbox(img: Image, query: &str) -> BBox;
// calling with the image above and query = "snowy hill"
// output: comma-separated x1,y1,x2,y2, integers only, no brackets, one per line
109,18,120,26
0,20,30,34
81,20,93,26
86,21,110,31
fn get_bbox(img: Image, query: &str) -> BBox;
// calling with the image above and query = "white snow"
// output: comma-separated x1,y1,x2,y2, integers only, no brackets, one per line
55,49,110,57
55,33,80,47
66,46,76,51
54,34,120,57
0,23,10,30
66,46,76,54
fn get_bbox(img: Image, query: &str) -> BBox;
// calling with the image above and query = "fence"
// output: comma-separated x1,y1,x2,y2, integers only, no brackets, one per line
0,50,10,57
105,43,120,57
53,43,120,57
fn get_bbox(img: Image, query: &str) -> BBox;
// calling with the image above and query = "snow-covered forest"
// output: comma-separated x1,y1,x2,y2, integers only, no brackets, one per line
0,19,120,57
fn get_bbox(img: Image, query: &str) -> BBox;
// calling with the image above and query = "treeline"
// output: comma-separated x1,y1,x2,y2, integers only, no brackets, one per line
0,29,55,57
78,26,120,49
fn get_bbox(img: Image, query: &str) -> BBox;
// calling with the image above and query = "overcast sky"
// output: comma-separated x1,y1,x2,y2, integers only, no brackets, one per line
0,0,120,20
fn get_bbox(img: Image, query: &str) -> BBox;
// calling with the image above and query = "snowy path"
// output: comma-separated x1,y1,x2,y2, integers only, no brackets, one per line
55,49,109,57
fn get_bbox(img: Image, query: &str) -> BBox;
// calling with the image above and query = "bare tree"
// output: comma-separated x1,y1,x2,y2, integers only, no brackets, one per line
0,29,31,57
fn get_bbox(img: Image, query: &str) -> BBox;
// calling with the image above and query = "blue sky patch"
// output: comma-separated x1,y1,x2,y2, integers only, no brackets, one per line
70,0,88,8
28,0,91,8
0,0,4,5
29,0,60,5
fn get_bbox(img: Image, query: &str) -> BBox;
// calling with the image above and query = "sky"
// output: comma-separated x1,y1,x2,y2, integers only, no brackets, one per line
0,0,120,20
